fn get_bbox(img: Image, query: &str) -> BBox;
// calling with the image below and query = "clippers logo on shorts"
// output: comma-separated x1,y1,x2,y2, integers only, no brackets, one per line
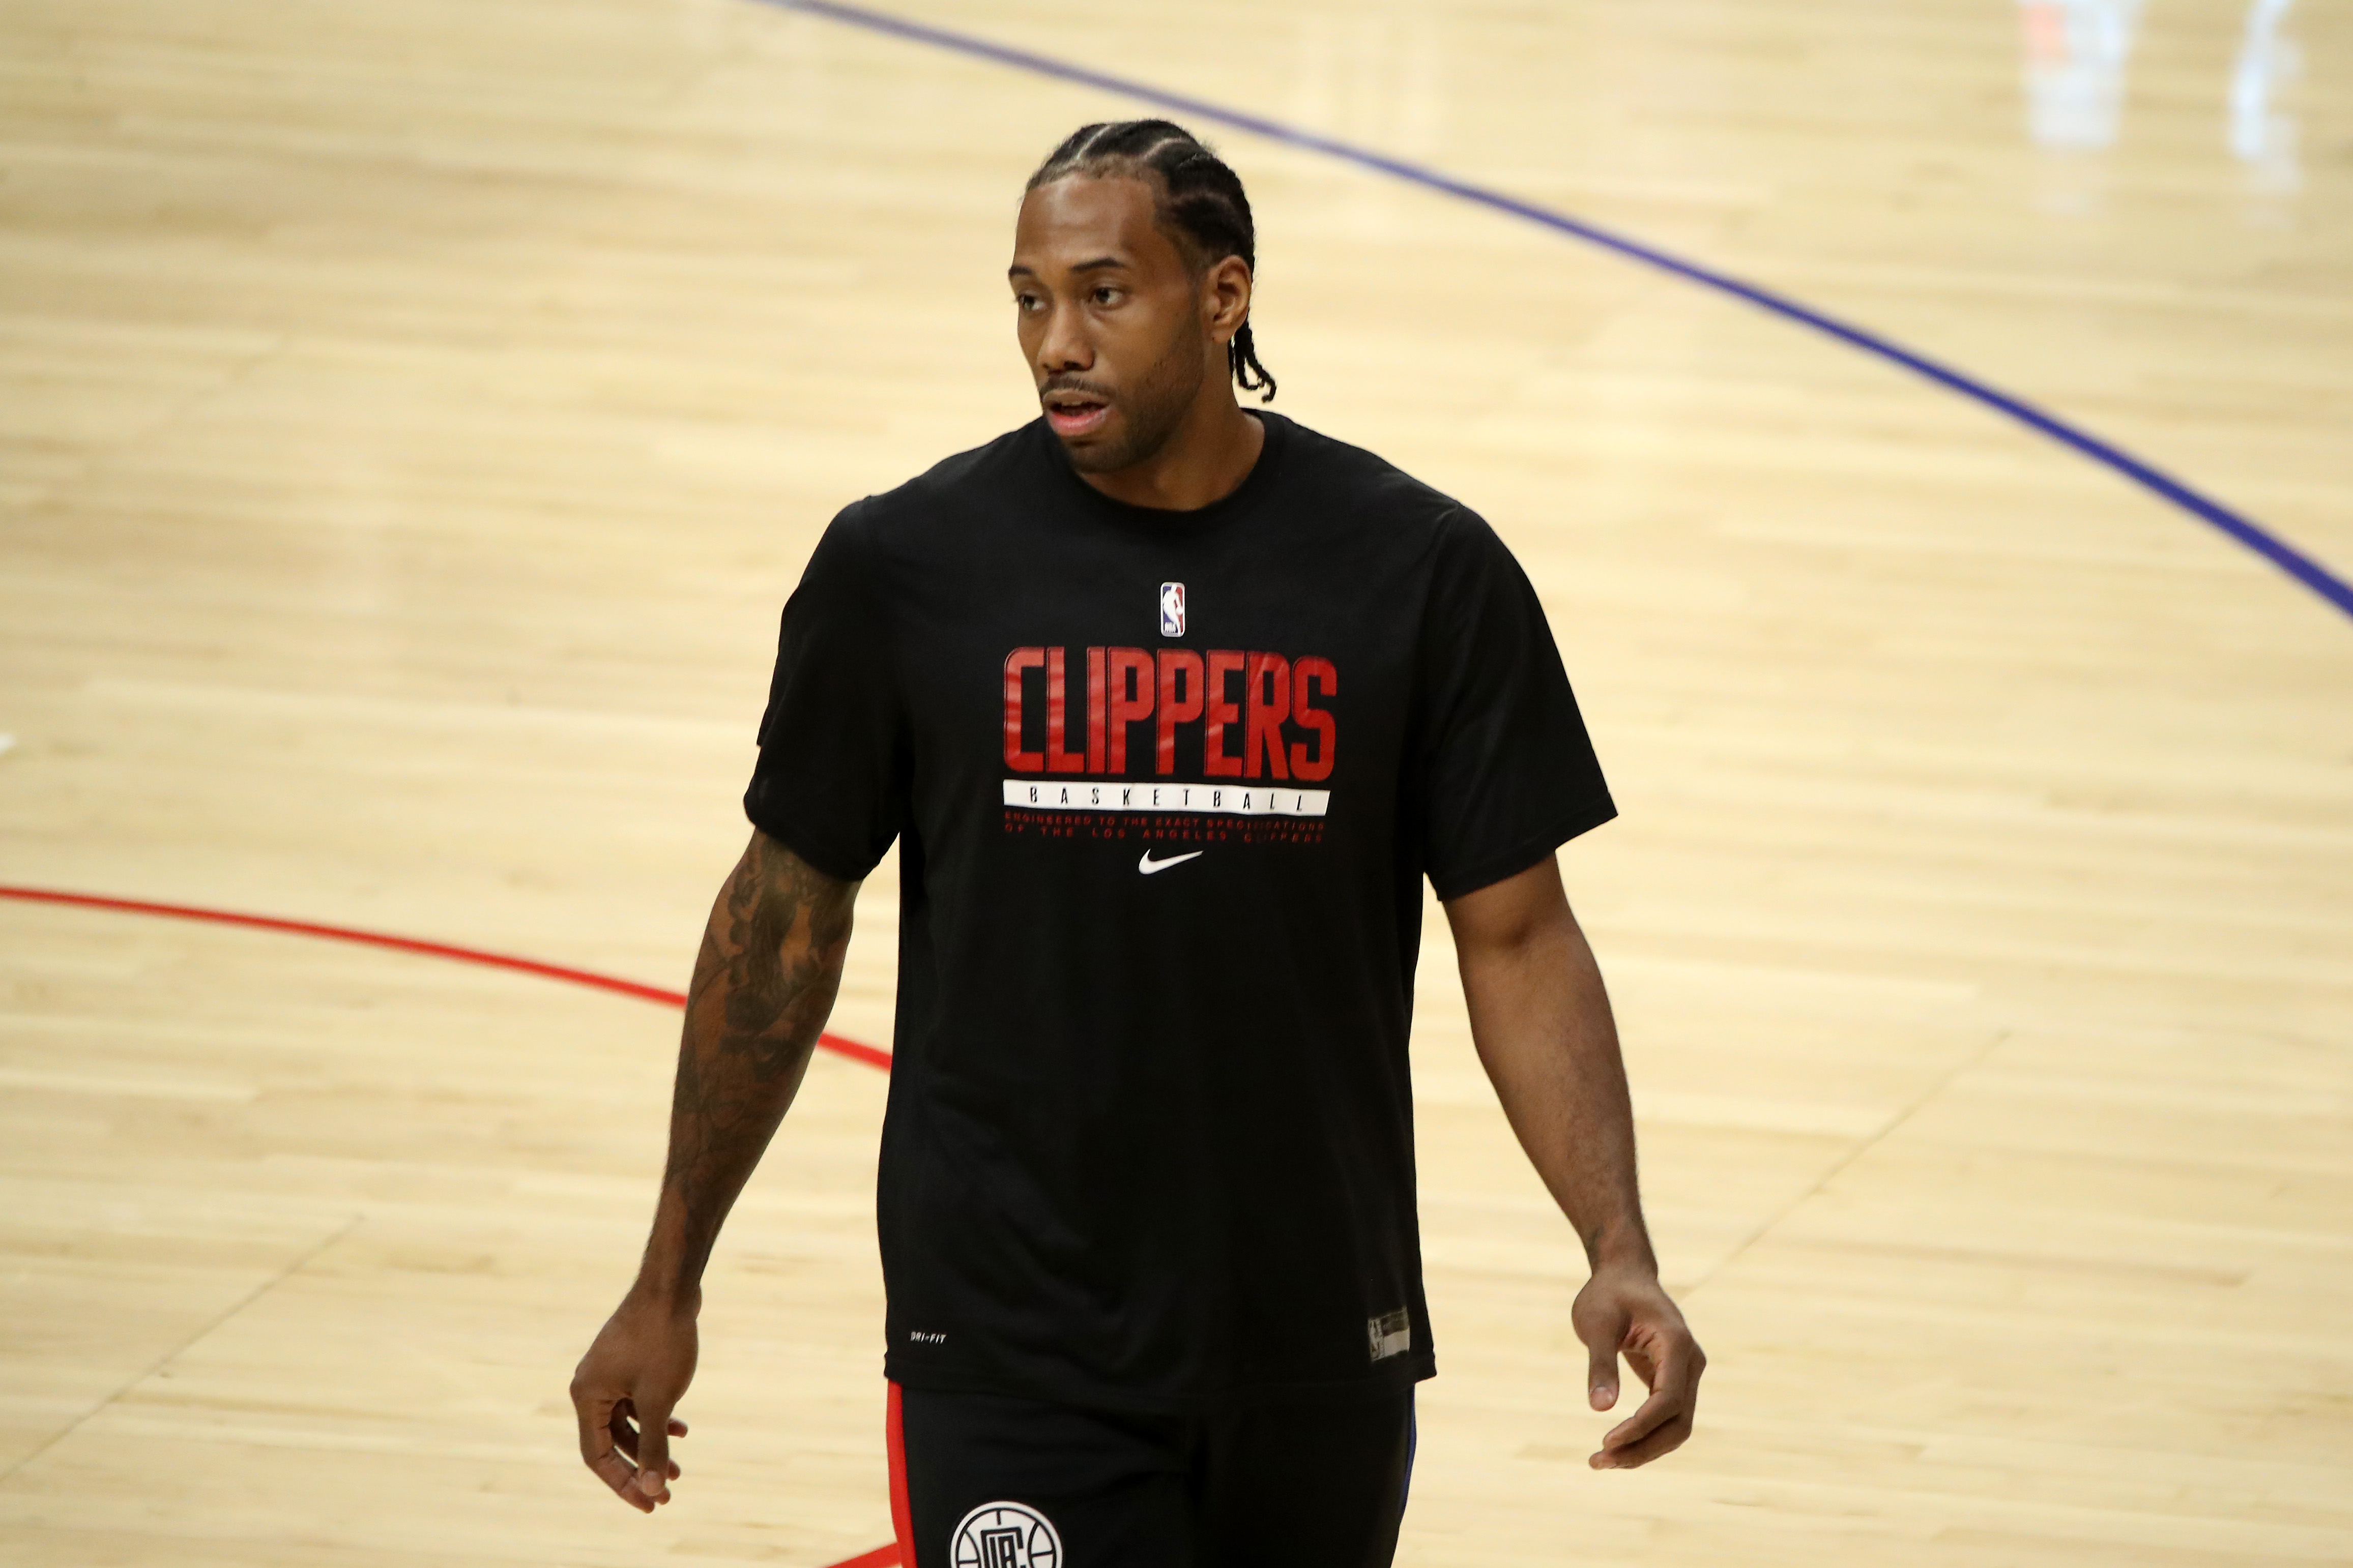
952,1501,1062,1568
1158,581,1185,637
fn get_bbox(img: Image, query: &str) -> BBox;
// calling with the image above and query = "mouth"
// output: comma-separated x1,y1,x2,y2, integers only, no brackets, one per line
1042,389,1113,439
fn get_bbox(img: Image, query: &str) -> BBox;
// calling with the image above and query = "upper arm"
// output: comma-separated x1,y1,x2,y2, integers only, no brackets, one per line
719,829,861,964
1444,853,1575,963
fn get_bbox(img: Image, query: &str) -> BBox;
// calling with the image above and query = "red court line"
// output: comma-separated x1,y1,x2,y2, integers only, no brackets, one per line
0,883,891,1072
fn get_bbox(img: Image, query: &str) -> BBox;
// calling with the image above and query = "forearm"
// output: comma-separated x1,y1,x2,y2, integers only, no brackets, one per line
1448,859,1702,1464
1451,878,1652,1273
635,832,856,1306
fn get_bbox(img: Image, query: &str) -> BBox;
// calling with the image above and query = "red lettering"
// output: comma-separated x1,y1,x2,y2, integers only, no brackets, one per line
1107,647,1154,773
1023,645,1331,781
1086,646,1107,774
1290,656,1337,781
1155,649,1203,775
1243,652,1290,780
1003,647,1045,772
1203,649,1245,778
1045,647,1086,773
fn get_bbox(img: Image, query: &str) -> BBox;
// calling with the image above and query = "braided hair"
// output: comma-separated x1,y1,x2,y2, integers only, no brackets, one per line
1027,120,1276,403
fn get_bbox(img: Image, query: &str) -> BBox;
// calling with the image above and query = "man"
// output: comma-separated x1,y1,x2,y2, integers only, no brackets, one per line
571,120,1702,1567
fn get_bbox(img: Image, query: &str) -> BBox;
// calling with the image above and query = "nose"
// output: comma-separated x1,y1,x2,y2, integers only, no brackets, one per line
1037,299,1092,376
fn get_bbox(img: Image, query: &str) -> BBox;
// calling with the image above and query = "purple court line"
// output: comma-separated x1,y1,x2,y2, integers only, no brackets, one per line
757,0,2353,624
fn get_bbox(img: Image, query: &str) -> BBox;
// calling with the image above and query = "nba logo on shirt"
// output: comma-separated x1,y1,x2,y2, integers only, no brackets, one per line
1158,581,1186,637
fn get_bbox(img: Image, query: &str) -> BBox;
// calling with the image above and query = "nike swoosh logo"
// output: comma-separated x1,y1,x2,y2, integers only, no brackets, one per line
1137,850,1205,875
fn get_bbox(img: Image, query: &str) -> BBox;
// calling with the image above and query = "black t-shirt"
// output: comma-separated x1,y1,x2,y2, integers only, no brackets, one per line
745,411,1613,1412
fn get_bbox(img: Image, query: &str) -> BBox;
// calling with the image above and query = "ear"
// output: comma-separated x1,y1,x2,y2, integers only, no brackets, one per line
1203,255,1253,347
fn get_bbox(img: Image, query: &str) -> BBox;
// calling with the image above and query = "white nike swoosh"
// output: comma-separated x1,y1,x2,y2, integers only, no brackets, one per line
1137,850,1205,875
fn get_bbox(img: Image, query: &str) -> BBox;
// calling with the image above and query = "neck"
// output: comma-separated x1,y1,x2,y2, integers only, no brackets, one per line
1078,393,1265,512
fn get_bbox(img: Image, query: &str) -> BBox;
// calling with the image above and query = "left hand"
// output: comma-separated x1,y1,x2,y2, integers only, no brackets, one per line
1573,1262,1705,1469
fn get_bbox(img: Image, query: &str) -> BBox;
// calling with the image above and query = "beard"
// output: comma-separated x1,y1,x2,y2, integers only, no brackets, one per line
1052,333,1208,475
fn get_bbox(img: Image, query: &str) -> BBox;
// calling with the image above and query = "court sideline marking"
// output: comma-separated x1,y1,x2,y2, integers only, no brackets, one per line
0,883,905,1567
756,0,2353,624
0,883,890,1069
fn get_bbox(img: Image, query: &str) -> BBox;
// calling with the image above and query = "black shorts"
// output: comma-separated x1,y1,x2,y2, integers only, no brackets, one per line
885,1382,1416,1568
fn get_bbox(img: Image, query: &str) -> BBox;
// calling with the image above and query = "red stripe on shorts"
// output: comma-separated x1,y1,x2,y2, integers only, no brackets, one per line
887,1380,916,1562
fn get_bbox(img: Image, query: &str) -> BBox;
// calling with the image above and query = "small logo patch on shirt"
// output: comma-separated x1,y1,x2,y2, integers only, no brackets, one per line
1368,1307,1411,1362
908,1329,947,1345
1137,849,1204,875
1158,581,1186,637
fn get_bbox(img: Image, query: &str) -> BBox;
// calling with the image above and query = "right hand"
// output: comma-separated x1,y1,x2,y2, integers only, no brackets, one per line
570,1290,700,1511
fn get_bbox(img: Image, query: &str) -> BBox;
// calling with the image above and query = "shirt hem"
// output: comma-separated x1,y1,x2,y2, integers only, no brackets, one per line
1428,793,1618,902
740,802,886,884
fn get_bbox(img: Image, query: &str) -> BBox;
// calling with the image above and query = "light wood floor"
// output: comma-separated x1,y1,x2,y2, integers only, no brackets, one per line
3,1,2349,1563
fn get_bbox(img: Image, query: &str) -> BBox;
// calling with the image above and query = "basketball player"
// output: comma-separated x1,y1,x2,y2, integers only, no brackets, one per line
571,120,1703,1566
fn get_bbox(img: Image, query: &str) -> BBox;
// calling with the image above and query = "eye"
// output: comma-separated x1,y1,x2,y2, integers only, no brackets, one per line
1013,291,1043,312
1092,285,1123,306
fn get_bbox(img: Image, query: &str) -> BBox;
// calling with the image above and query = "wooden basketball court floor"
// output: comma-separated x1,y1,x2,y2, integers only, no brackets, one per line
3,1,2349,1563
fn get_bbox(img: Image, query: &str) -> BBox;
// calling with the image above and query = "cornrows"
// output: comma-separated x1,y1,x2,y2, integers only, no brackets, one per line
1028,120,1277,404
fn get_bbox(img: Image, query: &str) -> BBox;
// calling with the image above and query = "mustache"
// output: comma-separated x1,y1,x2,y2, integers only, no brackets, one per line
1040,376,1115,403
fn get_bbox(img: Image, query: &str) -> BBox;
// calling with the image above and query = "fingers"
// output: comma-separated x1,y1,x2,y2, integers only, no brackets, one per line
1574,1286,1630,1413
573,1387,657,1513
572,1379,611,1467
1590,1401,1694,1470
632,1398,676,1504
1591,1324,1705,1471
572,1384,687,1511
1593,1380,1686,1466
592,1449,656,1512
1585,1325,1620,1411
610,1406,687,1458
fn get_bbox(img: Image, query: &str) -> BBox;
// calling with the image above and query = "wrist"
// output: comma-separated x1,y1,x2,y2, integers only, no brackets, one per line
1581,1219,1658,1277
629,1231,704,1315
630,1191,711,1314
626,1276,702,1318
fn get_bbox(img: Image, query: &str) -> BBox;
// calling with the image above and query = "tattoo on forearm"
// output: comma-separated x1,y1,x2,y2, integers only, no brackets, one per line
657,833,857,1289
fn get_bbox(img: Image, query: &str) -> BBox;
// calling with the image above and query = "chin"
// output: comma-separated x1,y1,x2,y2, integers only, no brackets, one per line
1061,440,1124,475
1060,430,1146,475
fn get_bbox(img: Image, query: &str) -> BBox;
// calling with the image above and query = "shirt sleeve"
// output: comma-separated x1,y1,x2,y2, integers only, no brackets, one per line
742,501,909,880
1414,509,1616,900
